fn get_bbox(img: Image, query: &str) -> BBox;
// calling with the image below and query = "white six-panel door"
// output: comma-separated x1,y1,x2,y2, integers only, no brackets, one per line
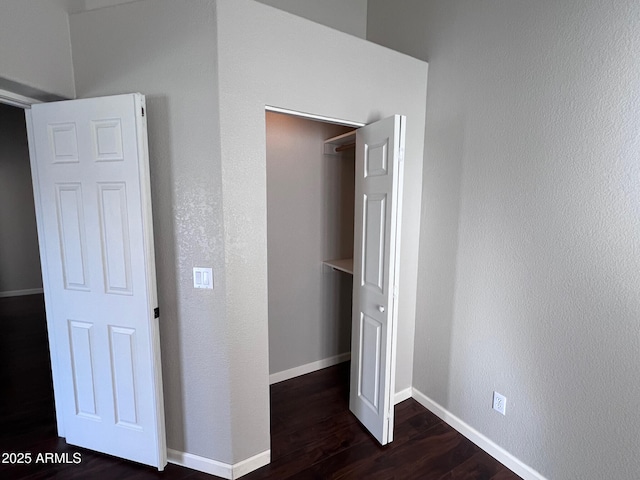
349,115,405,445
28,94,166,469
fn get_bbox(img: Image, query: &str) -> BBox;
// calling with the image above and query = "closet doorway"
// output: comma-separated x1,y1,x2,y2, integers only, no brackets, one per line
266,111,356,385
265,109,407,445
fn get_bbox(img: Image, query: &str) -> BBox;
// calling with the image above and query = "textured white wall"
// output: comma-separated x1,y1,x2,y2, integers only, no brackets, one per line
0,0,74,99
255,0,367,38
70,0,233,463
0,104,42,293
60,0,368,38
368,1,640,479
68,0,426,469
266,112,353,375
217,0,427,462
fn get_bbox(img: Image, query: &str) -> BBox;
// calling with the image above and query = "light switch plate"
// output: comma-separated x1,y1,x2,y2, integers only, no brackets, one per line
193,267,213,289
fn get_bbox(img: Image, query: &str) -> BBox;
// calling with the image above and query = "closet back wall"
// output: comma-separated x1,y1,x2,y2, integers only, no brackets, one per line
266,112,353,377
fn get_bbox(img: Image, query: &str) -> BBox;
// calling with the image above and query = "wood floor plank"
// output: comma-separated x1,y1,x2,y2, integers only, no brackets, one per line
490,467,525,480
436,450,522,480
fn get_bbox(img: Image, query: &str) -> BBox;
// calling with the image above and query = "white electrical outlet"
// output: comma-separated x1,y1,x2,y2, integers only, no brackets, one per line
493,391,506,415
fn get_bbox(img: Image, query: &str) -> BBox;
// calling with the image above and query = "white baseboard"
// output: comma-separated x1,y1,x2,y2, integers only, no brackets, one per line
168,449,231,478
394,387,412,405
411,388,547,480
168,448,270,479
169,386,542,479
270,355,411,405
232,450,271,478
269,352,350,384
0,288,43,298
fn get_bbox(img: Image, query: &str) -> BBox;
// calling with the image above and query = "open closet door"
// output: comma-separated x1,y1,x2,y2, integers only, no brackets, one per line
28,94,166,469
349,115,405,445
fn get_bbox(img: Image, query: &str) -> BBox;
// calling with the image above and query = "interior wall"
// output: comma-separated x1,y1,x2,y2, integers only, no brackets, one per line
70,0,233,464
367,1,640,479
266,112,353,376
0,0,75,99
0,104,42,294
62,0,137,12
254,0,367,38
61,0,368,38
69,0,427,469
217,0,427,463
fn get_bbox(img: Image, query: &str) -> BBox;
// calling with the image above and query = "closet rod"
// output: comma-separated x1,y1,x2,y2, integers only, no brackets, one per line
335,142,355,152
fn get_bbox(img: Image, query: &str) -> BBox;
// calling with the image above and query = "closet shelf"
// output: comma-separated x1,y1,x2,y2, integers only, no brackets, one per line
323,258,353,275
324,130,356,155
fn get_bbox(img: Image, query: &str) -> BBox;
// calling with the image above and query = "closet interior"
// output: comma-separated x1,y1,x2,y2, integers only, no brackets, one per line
265,111,358,380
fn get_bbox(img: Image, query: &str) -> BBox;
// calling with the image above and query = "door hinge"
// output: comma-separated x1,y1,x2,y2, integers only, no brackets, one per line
154,307,159,319
141,106,145,117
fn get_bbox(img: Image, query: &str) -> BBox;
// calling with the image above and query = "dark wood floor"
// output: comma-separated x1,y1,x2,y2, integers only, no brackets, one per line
1,294,520,479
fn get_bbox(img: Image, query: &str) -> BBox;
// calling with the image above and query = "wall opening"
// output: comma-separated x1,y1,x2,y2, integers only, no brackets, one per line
265,110,356,386
0,101,54,451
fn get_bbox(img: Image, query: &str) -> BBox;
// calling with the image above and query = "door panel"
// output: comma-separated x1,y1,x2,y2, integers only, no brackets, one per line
98,182,132,294
358,313,382,410
68,320,99,418
363,193,387,291
350,115,405,446
56,184,90,290
109,325,140,428
29,94,166,469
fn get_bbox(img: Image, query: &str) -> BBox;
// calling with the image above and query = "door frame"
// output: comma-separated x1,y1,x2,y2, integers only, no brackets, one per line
2,90,166,455
265,106,365,129
0,88,67,435
263,105,363,391
264,106,398,434
0,88,41,109
263,108,405,445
